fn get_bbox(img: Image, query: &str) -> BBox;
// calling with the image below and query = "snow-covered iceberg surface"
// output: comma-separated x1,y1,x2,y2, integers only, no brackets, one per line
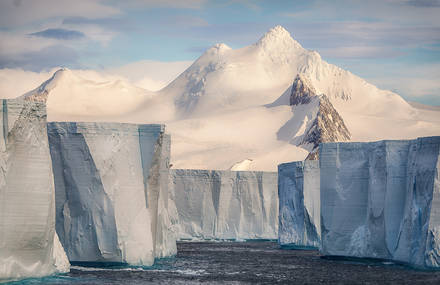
278,161,320,248
47,122,177,266
320,137,440,269
170,169,278,240
0,99,69,282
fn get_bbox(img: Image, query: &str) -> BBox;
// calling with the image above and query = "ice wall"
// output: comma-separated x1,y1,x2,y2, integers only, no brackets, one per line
320,137,440,269
170,169,278,240
278,160,320,248
0,99,69,282
47,122,177,266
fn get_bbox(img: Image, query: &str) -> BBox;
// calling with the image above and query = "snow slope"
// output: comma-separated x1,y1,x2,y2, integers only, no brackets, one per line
12,25,440,171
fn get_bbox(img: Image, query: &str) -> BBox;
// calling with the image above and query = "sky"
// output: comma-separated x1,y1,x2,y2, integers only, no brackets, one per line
0,0,439,105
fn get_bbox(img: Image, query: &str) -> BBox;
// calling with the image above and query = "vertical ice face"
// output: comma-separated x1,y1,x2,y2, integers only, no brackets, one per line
278,161,320,248
47,122,176,266
0,99,69,282
148,134,178,258
320,137,440,268
170,169,278,240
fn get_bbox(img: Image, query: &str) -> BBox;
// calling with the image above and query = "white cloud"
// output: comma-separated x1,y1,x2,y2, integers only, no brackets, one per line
0,59,193,98
0,68,56,98
123,0,208,9
69,24,117,46
106,60,192,90
133,77,168,91
318,46,403,59
0,0,121,27
364,62,440,104
0,31,56,57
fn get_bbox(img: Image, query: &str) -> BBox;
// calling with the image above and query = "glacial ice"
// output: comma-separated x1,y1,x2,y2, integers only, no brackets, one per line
320,137,440,268
47,122,177,266
278,161,320,248
0,99,69,282
170,169,278,240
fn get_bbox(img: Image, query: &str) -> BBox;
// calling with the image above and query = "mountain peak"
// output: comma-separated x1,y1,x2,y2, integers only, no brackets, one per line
265,25,291,38
52,67,72,78
21,68,76,102
40,68,75,91
256,25,302,51
202,43,232,58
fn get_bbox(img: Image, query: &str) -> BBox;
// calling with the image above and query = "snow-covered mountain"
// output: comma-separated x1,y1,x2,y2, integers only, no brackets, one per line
18,26,440,171
22,68,157,122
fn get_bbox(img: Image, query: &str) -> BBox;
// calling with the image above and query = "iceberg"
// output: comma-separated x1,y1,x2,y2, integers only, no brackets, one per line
278,160,320,248
0,99,69,282
320,137,440,269
170,169,278,240
47,122,176,266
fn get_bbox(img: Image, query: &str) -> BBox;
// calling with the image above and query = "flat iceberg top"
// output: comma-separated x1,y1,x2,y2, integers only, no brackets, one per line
321,136,440,148
278,160,319,170
47,121,165,135
172,168,277,175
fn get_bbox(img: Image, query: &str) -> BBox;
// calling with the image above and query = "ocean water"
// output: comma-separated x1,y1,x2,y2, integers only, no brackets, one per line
9,241,440,284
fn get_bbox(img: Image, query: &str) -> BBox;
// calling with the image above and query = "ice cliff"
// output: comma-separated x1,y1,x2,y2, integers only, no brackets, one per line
278,161,320,248
0,99,69,282
320,137,440,269
170,169,278,240
47,122,177,266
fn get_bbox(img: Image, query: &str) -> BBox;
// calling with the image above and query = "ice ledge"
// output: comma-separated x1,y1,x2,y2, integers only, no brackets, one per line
170,169,278,240
319,136,440,269
48,121,176,266
278,136,440,269
0,98,69,282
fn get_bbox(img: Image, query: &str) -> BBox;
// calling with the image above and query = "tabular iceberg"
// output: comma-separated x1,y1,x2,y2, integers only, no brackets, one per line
278,161,320,248
320,137,440,269
0,99,69,282
170,169,278,240
47,122,177,266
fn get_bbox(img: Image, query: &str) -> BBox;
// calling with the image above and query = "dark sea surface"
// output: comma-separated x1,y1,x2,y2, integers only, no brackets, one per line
10,241,440,284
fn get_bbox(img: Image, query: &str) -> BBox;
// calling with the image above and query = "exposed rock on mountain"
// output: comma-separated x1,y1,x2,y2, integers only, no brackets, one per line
302,95,351,159
285,74,351,159
289,74,316,105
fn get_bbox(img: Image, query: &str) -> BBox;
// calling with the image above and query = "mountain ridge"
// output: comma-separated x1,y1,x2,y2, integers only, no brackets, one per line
15,25,440,171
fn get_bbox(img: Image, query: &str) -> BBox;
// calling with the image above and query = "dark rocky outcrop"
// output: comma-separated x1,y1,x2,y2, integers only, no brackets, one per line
290,74,351,159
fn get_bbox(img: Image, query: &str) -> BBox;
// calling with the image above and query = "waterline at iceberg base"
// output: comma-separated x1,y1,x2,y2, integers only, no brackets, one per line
47,122,177,266
170,169,278,240
0,99,69,282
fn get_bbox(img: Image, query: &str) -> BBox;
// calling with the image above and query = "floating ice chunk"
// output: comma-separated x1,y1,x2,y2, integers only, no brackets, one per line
278,160,320,248
47,122,176,266
320,137,440,269
0,99,69,282
170,169,278,240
